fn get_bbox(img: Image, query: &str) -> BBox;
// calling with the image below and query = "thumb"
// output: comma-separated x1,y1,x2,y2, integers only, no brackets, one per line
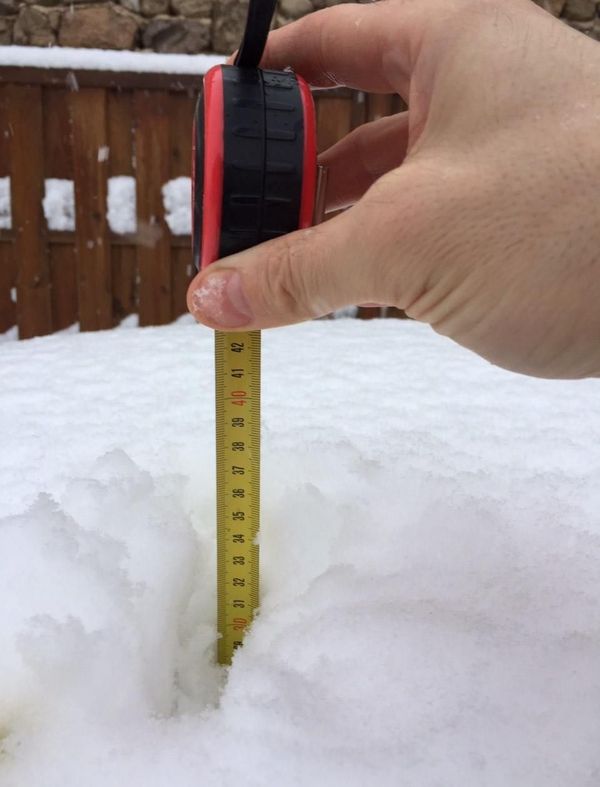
187,205,386,330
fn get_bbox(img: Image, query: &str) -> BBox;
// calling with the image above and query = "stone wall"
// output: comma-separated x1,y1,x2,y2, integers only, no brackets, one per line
0,0,598,54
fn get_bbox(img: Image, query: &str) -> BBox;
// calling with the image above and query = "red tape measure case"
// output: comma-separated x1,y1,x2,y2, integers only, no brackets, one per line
192,64,317,271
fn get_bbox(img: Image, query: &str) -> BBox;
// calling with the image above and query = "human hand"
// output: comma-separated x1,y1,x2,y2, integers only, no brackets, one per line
187,0,600,379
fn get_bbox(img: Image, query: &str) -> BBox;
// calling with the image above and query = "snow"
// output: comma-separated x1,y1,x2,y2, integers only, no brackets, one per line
43,178,75,232
4,176,190,235
106,175,137,235
0,325,17,342
162,177,192,235
0,176,11,229
0,318,599,786
0,45,225,75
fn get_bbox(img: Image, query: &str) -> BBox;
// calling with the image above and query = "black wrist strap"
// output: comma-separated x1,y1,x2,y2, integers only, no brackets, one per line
234,0,277,69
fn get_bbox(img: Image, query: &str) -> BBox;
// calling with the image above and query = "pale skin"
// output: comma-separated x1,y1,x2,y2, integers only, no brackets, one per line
187,0,600,379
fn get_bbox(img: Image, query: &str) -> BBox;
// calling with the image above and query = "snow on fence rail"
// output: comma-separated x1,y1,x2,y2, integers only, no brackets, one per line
0,58,404,339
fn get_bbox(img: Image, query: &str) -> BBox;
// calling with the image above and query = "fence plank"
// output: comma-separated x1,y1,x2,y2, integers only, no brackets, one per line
169,92,194,319
112,245,137,322
43,87,77,331
108,90,134,176
107,91,137,321
316,95,353,153
172,245,193,320
43,88,74,179
350,91,367,131
50,244,77,331
0,242,16,333
70,87,113,331
4,84,53,339
0,86,15,334
366,93,396,123
133,89,172,326
0,86,9,176
170,90,195,179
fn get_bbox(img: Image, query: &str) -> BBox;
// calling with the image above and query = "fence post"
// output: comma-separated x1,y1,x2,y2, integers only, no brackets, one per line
316,92,352,154
133,89,172,327
0,85,16,334
5,84,53,339
70,87,113,331
107,90,137,322
44,88,77,332
0,243,16,334
169,90,196,319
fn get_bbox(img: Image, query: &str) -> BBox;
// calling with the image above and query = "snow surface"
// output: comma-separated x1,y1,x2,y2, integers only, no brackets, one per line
0,325,17,342
0,46,225,75
1,319,600,786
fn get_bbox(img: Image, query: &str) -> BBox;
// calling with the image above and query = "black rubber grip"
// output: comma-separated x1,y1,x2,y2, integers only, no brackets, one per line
219,65,305,259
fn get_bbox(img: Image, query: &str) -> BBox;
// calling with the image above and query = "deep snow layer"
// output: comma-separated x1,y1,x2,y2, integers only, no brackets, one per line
0,319,599,786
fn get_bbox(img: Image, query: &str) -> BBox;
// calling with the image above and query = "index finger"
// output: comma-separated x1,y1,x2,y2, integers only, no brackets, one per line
260,2,414,96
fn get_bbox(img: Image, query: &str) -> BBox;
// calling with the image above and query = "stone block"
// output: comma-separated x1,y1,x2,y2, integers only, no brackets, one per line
171,0,212,17
59,2,139,49
535,0,566,14
140,0,169,17
0,0,19,14
563,0,597,20
0,14,14,42
312,0,354,8
13,4,61,46
278,0,313,19
212,0,248,53
118,0,140,12
142,14,210,52
568,17,595,32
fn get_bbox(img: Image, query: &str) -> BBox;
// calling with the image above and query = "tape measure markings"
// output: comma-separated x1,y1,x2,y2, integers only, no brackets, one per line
215,329,261,665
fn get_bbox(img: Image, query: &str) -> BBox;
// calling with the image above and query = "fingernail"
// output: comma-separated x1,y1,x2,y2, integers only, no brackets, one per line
190,270,253,328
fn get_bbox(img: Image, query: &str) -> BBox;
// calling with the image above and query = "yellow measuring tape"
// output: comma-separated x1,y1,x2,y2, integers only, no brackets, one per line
213,168,326,665
215,329,261,665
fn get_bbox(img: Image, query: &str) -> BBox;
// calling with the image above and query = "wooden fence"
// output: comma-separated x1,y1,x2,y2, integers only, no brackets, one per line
0,66,403,339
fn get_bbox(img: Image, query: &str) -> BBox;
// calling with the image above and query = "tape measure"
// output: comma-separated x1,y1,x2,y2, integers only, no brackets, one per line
192,0,317,665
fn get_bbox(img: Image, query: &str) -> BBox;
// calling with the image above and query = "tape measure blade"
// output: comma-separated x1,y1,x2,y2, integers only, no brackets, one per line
215,329,261,665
